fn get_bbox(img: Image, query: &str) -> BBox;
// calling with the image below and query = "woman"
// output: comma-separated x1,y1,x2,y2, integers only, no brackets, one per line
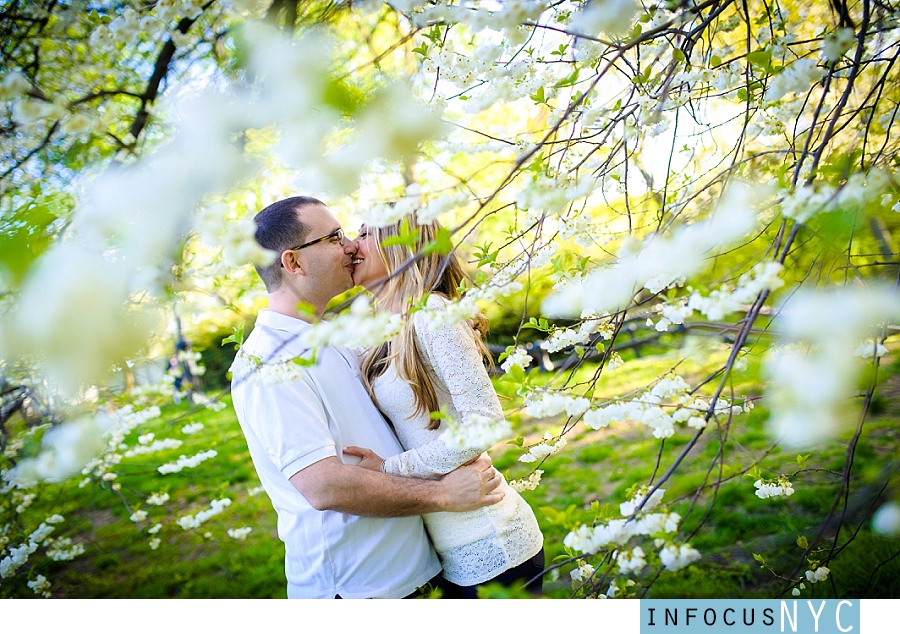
342,215,545,598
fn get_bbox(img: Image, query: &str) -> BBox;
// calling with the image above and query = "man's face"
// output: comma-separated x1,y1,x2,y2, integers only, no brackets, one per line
293,204,357,300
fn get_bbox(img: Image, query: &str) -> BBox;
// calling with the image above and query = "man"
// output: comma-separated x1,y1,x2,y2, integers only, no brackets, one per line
230,196,504,599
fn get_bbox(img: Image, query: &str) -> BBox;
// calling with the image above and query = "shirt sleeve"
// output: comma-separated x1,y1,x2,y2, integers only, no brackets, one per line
239,373,338,479
381,304,504,479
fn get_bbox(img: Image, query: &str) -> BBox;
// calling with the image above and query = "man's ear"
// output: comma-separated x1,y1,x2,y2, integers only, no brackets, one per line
282,250,304,275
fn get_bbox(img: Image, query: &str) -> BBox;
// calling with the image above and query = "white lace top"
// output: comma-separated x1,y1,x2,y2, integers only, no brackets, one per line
374,295,544,586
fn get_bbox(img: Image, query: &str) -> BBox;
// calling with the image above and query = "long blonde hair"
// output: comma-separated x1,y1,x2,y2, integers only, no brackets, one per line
360,215,490,430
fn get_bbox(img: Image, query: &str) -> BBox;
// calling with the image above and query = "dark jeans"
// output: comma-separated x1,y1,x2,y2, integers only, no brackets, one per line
441,548,545,599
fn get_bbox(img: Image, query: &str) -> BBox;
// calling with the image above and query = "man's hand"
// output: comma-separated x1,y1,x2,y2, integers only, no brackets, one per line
343,445,384,472
438,454,504,512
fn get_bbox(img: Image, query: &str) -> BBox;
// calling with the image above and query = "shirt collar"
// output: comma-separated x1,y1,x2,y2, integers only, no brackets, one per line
256,309,313,334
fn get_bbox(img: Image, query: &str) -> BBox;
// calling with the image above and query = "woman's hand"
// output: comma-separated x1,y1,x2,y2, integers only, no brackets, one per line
343,446,385,472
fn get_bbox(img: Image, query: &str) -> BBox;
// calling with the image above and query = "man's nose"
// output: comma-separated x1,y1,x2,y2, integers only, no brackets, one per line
343,239,358,255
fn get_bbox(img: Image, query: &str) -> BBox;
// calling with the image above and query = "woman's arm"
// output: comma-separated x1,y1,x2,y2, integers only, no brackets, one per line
380,311,506,479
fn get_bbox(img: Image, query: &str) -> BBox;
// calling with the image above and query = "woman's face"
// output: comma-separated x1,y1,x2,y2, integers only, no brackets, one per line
351,225,389,291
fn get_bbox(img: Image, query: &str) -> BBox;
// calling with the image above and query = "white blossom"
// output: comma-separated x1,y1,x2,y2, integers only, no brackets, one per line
147,492,170,506
571,0,639,37
570,561,595,582
805,566,830,583
519,431,567,463
45,538,85,562
854,340,887,359
872,502,900,536
227,527,253,540
501,346,533,373
765,58,826,102
509,469,544,492
754,477,795,499
28,574,51,597
439,414,512,451
617,547,646,574
158,450,218,474
660,543,701,571
822,28,856,62
177,498,232,530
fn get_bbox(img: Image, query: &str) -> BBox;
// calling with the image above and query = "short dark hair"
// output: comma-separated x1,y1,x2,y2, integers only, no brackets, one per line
253,196,324,291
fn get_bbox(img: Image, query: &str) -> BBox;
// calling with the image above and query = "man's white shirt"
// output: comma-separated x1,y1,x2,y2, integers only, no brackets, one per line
230,309,440,598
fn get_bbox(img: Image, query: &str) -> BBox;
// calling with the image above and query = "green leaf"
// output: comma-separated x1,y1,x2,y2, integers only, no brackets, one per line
541,506,560,523
296,301,317,316
554,68,580,88
797,535,809,549
752,553,766,564
710,55,722,67
0,198,60,287
575,345,585,359
505,364,526,384
551,43,569,56
291,351,317,367
412,43,429,58
322,78,366,116
747,49,772,71
673,49,686,62
421,227,453,256
381,218,418,249
530,85,547,104
425,25,443,45
507,436,525,447
221,323,245,350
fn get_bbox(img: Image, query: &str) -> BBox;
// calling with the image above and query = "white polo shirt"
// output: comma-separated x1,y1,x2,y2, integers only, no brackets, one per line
230,309,440,598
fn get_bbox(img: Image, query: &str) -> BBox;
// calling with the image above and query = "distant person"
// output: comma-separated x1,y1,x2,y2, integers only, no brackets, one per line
343,214,545,598
230,196,504,599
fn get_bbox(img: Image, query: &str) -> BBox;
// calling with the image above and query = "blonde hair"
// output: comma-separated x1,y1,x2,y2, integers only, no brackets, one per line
360,215,490,430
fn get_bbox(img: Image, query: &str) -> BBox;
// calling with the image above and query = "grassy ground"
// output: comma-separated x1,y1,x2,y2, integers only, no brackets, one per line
8,344,900,598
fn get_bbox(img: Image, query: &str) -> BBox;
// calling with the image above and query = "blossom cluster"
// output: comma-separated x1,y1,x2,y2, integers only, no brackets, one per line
176,498,232,530
780,170,891,224
416,296,481,332
563,488,699,578
439,414,513,451
659,544,702,572
541,317,613,353
227,527,253,541
805,566,830,584
765,286,900,447
754,477,795,499
519,431,567,463
301,297,403,350
582,375,746,439
524,390,590,419
229,352,307,387
158,450,218,475
652,262,784,330
509,469,544,492
500,346,533,373
543,185,758,316
123,438,183,458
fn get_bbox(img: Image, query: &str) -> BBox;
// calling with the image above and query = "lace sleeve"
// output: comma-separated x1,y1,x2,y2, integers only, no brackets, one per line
381,303,504,479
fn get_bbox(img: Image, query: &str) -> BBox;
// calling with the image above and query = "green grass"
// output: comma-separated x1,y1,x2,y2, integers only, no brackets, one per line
5,346,900,599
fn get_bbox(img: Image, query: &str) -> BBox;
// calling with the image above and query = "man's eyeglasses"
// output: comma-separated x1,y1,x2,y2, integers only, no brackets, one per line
281,229,345,266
